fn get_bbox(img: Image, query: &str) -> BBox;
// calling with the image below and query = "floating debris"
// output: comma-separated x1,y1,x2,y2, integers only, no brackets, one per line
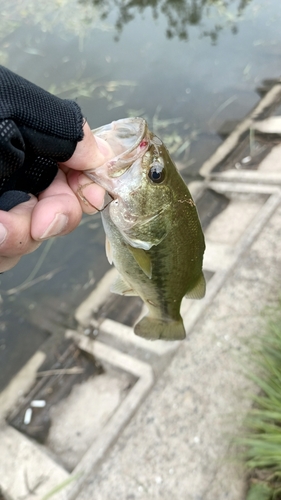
31,400,46,408
241,156,252,164
23,408,32,425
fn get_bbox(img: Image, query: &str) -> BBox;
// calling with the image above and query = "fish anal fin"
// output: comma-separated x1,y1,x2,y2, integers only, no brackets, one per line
185,273,206,300
127,245,152,279
134,316,186,341
105,236,113,265
110,274,138,296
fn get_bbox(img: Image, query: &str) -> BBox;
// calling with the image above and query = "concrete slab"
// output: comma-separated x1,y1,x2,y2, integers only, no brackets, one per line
259,143,281,172
75,197,281,500
200,81,281,177
204,198,263,245
203,241,233,272
0,337,154,500
209,169,281,185
0,425,69,500
46,372,131,471
56,333,154,500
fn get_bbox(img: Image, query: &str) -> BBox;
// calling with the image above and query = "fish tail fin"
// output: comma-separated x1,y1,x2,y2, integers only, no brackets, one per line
134,316,186,341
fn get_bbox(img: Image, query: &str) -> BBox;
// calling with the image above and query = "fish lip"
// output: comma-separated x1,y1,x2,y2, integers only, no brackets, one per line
94,117,148,176
87,117,151,195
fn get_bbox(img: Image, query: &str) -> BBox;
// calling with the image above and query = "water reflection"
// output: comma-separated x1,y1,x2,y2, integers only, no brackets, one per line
80,0,253,42
0,0,253,50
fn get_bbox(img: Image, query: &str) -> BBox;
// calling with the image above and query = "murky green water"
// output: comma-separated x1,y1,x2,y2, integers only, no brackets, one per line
0,0,281,389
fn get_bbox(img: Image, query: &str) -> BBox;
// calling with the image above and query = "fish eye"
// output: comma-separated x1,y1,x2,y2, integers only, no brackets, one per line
148,161,165,184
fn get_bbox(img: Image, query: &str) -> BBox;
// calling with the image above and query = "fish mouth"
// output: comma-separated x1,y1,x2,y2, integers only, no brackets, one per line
94,117,147,155
93,117,149,178
85,117,150,199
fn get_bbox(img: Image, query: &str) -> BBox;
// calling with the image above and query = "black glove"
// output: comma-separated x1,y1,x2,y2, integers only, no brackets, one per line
0,66,84,210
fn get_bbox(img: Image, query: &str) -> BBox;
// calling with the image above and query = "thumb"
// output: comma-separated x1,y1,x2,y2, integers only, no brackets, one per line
60,121,114,171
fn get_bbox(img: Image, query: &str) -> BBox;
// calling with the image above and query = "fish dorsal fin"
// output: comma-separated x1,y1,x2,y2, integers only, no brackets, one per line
110,273,138,296
105,236,113,265
127,245,152,279
185,273,206,300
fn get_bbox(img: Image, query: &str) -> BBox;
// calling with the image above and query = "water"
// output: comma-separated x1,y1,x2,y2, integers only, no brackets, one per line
0,0,281,389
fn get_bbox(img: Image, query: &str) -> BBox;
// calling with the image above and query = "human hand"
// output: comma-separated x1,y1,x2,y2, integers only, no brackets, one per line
0,122,113,272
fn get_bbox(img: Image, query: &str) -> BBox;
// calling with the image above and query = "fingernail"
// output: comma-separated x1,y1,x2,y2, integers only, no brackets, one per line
0,223,7,245
40,213,68,239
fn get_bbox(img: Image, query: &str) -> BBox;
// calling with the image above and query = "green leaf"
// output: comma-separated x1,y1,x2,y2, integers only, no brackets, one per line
246,483,273,500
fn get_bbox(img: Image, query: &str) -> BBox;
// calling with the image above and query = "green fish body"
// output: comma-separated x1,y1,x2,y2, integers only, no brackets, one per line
87,118,205,341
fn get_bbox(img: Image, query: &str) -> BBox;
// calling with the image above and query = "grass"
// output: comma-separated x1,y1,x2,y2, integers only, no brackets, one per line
40,475,79,500
241,304,281,499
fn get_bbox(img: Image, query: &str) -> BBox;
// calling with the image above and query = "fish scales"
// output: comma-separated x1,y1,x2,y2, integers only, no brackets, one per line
86,117,205,341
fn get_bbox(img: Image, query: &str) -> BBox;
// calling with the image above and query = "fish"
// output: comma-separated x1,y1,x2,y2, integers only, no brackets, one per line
86,117,205,341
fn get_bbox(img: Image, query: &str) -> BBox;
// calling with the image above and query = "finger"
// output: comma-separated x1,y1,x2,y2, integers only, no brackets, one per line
31,170,82,240
0,196,41,259
38,168,76,198
59,122,114,171
0,255,21,272
67,170,105,214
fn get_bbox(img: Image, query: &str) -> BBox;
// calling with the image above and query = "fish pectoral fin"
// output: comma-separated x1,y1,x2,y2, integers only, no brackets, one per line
185,273,206,300
105,236,113,265
110,273,138,296
127,245,152,279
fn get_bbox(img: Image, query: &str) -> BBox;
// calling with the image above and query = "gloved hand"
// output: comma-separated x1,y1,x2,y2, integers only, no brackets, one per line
0,66,114,271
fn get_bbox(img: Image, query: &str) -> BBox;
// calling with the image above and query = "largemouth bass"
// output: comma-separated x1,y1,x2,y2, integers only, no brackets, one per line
87,118,205,341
